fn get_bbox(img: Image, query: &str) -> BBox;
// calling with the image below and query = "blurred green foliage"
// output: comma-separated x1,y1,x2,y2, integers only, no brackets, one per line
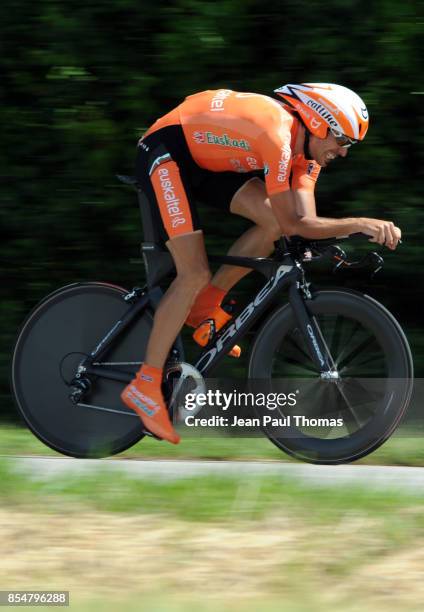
1,0,423,419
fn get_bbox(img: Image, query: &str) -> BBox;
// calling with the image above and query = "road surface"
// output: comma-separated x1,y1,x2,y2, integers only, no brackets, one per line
4,456,424,491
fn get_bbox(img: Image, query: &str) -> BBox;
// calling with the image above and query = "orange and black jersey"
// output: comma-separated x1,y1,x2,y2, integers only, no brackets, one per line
144,89,321,195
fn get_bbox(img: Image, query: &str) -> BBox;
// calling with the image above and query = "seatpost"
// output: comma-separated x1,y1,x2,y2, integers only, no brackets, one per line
274,237,289,259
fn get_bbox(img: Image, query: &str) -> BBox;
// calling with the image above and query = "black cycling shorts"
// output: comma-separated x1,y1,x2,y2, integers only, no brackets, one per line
135,124,263,243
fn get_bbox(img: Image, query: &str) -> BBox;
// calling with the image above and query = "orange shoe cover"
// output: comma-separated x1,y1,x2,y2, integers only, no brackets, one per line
185,283,227,329
120,364,180,445
191,306,241,358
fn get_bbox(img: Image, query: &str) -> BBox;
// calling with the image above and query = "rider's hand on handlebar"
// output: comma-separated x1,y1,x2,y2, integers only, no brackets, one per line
357,218,401,250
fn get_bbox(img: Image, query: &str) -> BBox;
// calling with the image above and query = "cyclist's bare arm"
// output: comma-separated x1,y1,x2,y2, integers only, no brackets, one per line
269,190,401,250
292,189,317,218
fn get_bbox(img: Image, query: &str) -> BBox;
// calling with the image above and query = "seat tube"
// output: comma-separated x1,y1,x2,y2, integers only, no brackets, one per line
288,284,332,373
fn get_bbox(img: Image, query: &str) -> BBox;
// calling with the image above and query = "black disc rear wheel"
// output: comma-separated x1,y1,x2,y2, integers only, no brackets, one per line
11,283,153,458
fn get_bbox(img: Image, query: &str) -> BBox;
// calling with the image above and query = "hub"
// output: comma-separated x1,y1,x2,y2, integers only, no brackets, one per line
320,370,340,381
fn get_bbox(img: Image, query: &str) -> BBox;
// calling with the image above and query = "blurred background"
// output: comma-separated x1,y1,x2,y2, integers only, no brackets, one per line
1,0,422,417
1,3,423,610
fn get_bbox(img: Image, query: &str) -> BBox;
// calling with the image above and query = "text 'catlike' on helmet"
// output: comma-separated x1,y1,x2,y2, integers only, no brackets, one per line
274,83,369,140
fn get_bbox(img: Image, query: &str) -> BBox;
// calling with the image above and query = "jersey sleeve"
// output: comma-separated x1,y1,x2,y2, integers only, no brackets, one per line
257,113,295,196
291,155,321,192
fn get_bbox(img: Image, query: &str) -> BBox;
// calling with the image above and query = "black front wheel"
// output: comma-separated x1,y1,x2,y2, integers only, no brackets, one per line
11,282,154,458
248,289,414,464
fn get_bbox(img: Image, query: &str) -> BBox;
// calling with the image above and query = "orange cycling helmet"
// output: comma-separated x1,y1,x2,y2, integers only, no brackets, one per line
274,83,369,142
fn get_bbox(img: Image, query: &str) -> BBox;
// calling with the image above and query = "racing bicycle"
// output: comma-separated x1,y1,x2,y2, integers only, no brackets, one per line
11,176,414,463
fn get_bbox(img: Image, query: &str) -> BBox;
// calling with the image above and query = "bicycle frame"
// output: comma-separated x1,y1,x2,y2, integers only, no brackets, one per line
14,173,412,464
75,247,335,388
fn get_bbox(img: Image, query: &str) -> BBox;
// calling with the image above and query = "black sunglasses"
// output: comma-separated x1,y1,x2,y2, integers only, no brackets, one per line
329,128,358,148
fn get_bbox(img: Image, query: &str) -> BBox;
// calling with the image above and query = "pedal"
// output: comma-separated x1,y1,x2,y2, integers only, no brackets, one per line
192,319,216,347
191,302,241,357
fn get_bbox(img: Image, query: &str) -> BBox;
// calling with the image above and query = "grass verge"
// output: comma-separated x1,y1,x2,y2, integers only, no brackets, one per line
1,458,424,611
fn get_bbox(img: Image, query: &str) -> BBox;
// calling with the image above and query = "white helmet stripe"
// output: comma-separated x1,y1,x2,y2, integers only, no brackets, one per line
295,89,344,134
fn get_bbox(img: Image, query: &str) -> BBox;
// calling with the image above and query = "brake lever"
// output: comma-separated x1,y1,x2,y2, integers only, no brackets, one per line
364,252,384,277
332,251,384,277
322,245,348,271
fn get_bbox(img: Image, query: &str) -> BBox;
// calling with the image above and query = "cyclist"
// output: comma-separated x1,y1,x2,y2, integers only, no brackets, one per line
121,83,401,444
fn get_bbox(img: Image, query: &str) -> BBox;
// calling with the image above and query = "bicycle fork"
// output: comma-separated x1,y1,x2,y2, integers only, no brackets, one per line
288,283,338,378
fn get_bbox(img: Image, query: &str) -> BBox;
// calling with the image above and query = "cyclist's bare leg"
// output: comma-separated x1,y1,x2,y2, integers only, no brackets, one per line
211,178,281,291
145,229,211,368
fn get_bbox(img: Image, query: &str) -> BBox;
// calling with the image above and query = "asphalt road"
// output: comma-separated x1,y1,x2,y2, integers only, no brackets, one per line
4,456,424,491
